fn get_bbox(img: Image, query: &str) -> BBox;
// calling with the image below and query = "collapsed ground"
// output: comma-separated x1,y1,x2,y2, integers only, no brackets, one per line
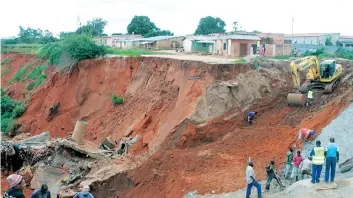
1,53,353,198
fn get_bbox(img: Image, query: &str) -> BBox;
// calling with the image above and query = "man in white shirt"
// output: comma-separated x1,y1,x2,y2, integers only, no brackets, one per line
246,160,262,198
299,156,312,179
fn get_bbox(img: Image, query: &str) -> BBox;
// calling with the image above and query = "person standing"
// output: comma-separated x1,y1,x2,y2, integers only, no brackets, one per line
3,174,26,198
265,159,286,191
31,184,51,198
299,156,312,179
325,137,339,183
262,44,266,56
306,90,314,106
74,185,94,198
310,140,325,183
246,160,262,198
284,147,294,179
291,150,303,182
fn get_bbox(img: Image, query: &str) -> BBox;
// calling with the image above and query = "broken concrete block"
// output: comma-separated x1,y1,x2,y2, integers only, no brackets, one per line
20,131,50,145
31,166,69,198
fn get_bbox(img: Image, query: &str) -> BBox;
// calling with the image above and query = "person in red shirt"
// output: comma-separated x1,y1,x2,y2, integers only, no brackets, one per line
294,128,315,147
291,150,304,183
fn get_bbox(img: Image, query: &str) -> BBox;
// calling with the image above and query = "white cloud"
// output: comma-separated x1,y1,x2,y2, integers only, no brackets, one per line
1,0,352,37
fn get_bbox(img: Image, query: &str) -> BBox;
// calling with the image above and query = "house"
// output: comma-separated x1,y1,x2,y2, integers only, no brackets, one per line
284,33,340,45
183,35,216,53
93,34,143,48
127,36,185,50
338,35,353,47
255,33,292,56
213,33,260,57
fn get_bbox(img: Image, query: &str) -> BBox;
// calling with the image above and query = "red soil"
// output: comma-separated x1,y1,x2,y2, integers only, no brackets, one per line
2,53,351,198
125,90,350,198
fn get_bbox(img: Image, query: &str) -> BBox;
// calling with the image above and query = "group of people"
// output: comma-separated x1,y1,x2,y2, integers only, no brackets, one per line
3,174,94,198
246,128,339,198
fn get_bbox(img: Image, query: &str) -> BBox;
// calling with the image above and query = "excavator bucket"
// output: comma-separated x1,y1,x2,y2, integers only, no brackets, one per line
287,93,306,106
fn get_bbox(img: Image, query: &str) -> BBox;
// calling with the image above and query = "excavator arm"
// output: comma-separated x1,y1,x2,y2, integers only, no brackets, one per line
290,56,320,89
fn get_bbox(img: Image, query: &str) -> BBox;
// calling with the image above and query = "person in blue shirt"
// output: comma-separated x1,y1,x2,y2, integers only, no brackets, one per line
74,185,94,198
324,137,339,183
246,111,257,125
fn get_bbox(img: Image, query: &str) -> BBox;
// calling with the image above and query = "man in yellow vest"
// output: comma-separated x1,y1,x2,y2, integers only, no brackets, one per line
306,90,314,106
310,140,325,183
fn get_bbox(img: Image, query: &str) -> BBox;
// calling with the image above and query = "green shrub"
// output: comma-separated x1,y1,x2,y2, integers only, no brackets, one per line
1,117,15,134
38,35,106,65
1,65,12,76
26,74,47,90
27,82,36,90
112,94,124,105
1,58,11,65
26,64,48,80
38,42,63,64
13,101,26,118
335,48,353,60
9,64,32,83
1,95,15,115
0,92,26,134
63,35,106,60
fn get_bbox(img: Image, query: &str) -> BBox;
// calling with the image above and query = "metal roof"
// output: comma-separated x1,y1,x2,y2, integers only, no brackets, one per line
185,35,217,41
196,41,214,44
132,35,184,42
215,34,260,41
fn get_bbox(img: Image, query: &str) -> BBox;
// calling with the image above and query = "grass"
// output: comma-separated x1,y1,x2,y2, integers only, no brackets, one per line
234,57,247,63
105,47,170,57
274,55,291,60
26,63,49,90
112,94,124,105
1,65,12,76
1,58,11,65
3,44,43,54
9,64,32,84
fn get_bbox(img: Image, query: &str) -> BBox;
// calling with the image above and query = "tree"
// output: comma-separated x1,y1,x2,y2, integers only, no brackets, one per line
325,36,333,46
127,16,159,36
232,21,244,32
336,40,343,47
194,16,226,35
59,32,76,40
144,30,174,38
112,33,123,35
75,18,107,37
18,26,57,44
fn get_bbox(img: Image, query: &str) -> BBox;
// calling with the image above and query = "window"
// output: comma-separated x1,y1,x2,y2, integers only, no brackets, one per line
223,43,227,50
202,43,206,47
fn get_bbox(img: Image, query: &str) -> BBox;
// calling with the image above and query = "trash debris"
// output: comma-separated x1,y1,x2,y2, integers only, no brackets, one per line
116,135,139,155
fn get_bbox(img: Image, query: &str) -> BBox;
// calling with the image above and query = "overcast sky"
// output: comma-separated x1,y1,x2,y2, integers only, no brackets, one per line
1,0,352,38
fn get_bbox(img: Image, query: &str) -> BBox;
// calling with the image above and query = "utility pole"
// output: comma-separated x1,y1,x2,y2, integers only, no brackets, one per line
77,16,82,34
291,15,294,44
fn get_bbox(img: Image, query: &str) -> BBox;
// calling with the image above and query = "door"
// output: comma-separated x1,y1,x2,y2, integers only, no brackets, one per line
240,43,248,56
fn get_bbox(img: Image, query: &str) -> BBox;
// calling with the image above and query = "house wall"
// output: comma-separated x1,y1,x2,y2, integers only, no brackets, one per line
214,39,228,55
287,33,340,45
183,39,193,52
155,37,184,50
257,33,284,45
192,42,214,53
230,40,257,57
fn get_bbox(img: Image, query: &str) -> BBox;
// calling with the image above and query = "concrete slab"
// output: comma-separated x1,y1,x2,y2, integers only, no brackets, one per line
30,166,69,197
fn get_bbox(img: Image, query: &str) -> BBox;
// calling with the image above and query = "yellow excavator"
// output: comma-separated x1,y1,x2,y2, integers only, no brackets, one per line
287,56,343,106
